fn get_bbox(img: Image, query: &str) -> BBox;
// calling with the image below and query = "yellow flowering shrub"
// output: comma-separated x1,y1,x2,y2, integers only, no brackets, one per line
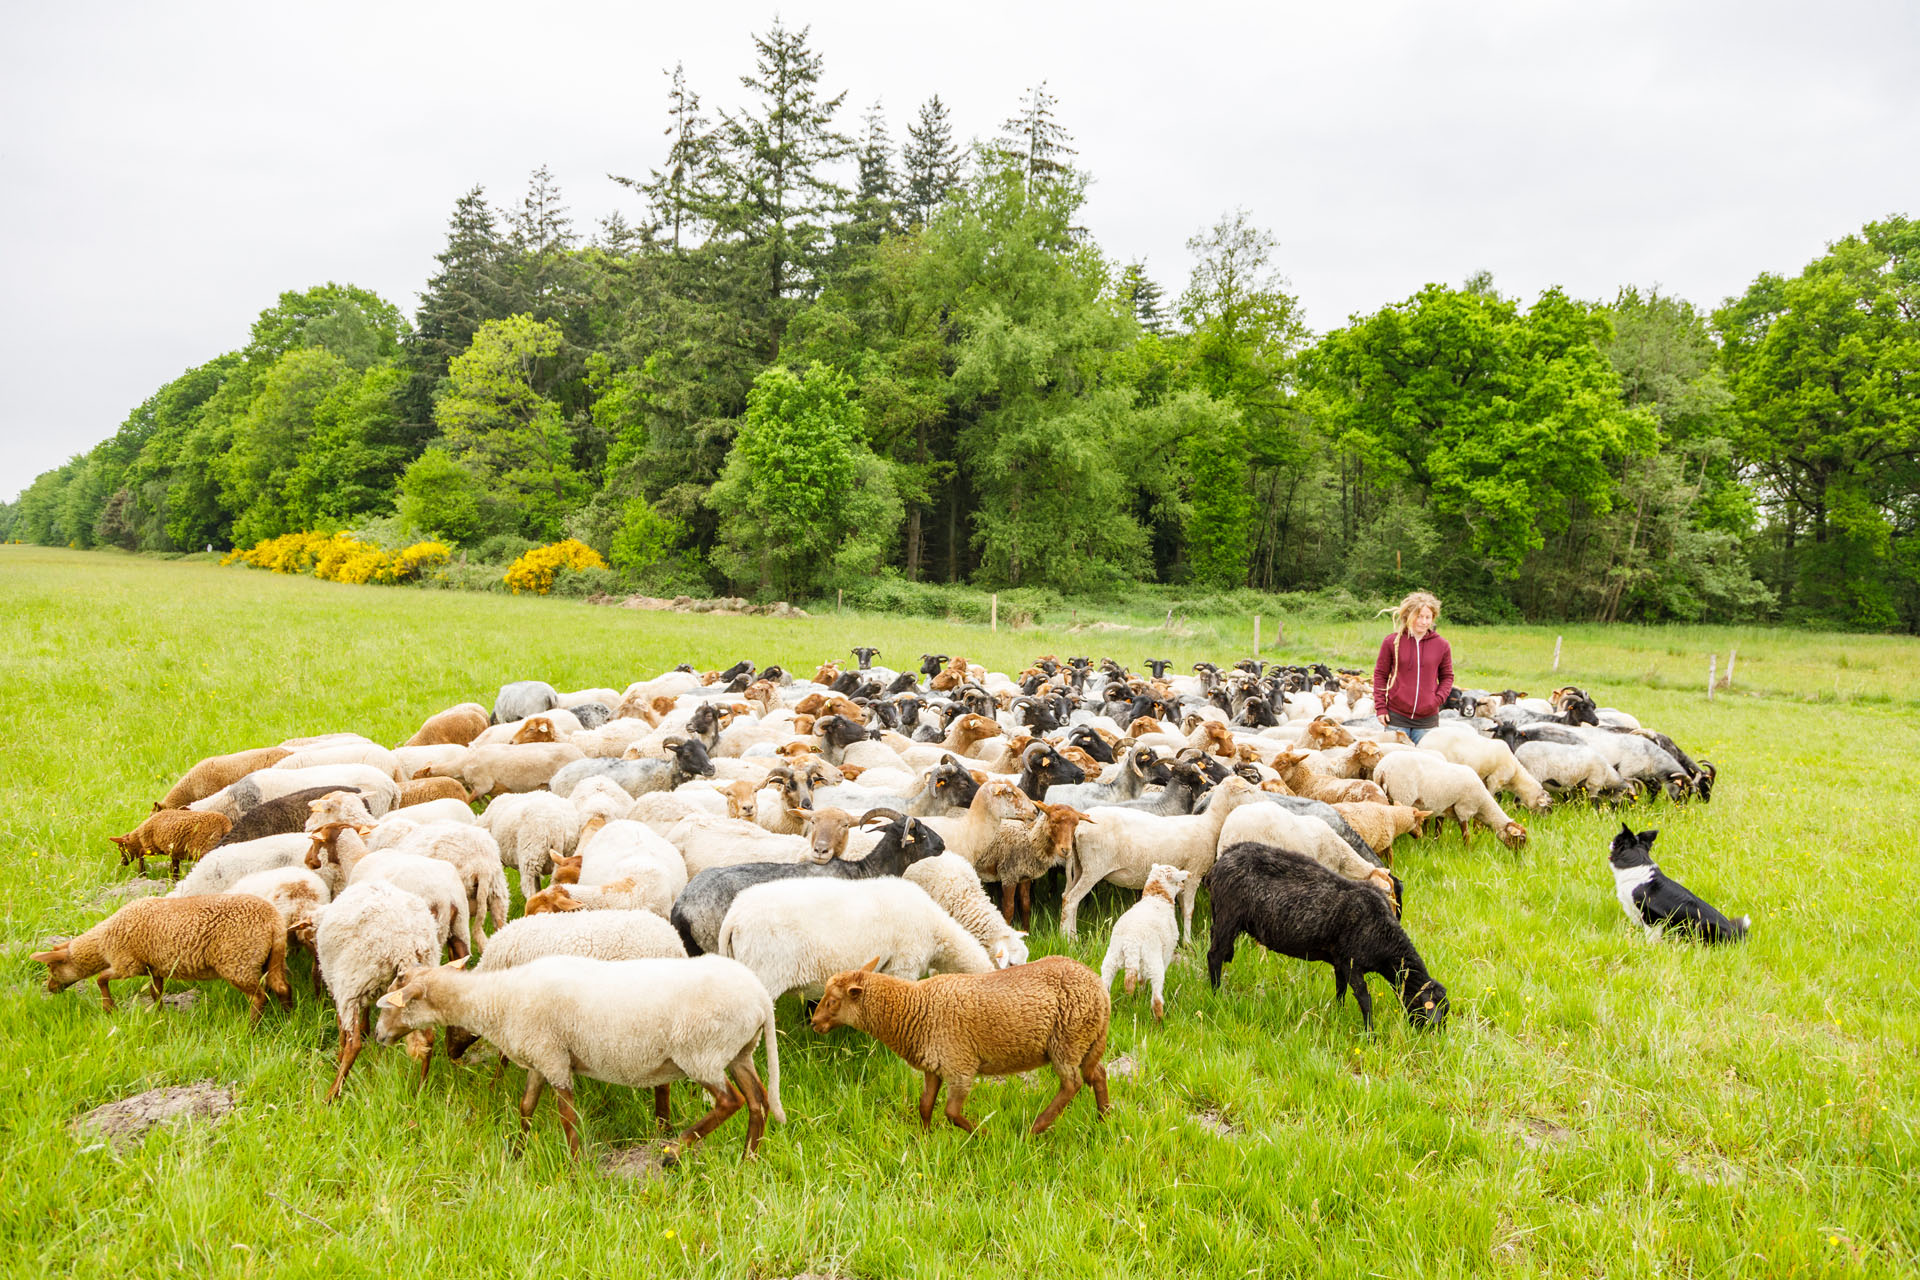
223,533,452,586
504,539,608,595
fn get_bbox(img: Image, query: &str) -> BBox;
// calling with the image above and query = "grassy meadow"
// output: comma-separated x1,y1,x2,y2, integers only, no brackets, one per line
0,545,1914,1278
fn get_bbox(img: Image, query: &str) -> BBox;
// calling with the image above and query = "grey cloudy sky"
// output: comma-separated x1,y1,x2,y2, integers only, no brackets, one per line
4,0,1915,500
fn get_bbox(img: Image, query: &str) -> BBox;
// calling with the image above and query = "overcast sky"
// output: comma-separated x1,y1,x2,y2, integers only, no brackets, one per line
3,0,1915,501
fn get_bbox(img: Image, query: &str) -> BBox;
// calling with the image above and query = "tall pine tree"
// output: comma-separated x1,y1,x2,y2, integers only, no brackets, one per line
902,95,962,229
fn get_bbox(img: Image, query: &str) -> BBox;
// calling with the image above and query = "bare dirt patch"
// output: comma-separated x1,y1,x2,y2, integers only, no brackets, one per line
598,1139,681,1181
1514,1116,1576,1150
74,1082,236,1151
1192,1106,1244,1137
1104,1053,1138,1080
90,878,170,908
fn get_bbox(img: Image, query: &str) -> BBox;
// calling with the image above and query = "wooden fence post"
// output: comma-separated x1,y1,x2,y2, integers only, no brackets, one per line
991,593,998,632
1707,654,1716,700
1552,635,1562,671
837,589,843,613
1726,647,1736,688
1253,614,1260,657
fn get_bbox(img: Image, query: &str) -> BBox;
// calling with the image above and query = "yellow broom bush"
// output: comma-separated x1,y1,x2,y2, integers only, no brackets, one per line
223,533,452,586
503,539,607,595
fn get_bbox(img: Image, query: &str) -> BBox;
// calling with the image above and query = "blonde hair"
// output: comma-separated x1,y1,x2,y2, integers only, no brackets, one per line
1383,591,1442,694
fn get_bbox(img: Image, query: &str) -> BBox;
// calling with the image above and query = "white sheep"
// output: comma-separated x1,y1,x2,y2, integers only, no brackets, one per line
665,813,825,877
393,821,511,948
314,879,441,1101
1374,751,1529,849
224,866,332,951
392,744,470,780
1099,863,1189,1020
471,709,586,745
274,742,406,783
902,852,1029,968
1513,740,1630,799
347,847,473,960
1418,727,1552,811
475,910,688,970
718,876,992,1001
1060,777,1268,941
476,791,581,893
429,743,585,798
1217,801,1392,888
372,954,781,1158
569,819,689,915
169,833,312,897
626,779,757,833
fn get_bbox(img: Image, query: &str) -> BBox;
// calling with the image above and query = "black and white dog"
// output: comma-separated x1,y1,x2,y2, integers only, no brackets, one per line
1608,824,1749,944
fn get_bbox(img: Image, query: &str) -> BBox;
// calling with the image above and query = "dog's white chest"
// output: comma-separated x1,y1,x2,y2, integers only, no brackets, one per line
1612,863,1655,927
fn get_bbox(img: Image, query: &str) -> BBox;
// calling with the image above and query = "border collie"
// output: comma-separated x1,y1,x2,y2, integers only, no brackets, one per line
1608,824,1749,944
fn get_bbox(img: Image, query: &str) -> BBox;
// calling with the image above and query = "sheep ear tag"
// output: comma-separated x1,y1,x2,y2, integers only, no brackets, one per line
375,990,408,1010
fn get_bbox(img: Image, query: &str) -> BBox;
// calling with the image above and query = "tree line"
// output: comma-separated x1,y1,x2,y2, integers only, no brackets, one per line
6,20,1916,630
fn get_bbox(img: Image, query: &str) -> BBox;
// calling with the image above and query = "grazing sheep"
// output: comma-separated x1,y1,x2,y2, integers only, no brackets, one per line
374,955,783,1159
547,737,714,800
30,895,292,1023
1060,776,1267,940
192,764,399,821
394,744,471,778
626,779,758,832
1099,864,1189,1020
1270,752,1389,805
430,743,586,799
477,791,581,893
313,880,442,1101
1217,801,1394,896
1329,802,1433,860
671,810,943,956
809,955,1111,1135
392,822,511,948
1205,842,1448,1031
216,785,361,849
341,846,473,961
474,910,688,971
492,680,560,725
225,866,331,953
1418,728,1552,811
1373,751,1528,850
718,877,992,1002
403,703,490,748
1511,739,1630,801
903,852,1028,969
663,813,829,878
274,742,405,783
169,833,314,897
109,808,233,877
157,746,294,809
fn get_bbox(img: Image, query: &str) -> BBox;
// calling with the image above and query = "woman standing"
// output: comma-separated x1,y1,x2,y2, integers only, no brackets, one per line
1372,591,1452,744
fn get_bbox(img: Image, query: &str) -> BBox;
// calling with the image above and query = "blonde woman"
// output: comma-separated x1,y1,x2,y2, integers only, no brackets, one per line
1371,591,1452,744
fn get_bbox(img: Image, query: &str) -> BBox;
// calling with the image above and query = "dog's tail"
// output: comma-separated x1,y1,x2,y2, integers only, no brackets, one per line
1724,913,1751,942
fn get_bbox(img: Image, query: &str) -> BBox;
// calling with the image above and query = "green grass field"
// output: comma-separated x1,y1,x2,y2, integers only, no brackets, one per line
2,546,1914,1278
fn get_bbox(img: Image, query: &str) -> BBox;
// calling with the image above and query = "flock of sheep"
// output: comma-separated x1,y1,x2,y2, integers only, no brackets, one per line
33,650,1713,1156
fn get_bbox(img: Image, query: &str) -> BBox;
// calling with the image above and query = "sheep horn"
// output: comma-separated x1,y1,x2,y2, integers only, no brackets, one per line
860,808,907,828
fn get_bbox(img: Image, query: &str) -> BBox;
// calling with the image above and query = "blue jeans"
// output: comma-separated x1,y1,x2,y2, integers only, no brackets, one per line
1385,717,1432,744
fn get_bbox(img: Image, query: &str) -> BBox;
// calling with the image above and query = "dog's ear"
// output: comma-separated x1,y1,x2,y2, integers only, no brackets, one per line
1638,829,1658,847
1618,821,1635,840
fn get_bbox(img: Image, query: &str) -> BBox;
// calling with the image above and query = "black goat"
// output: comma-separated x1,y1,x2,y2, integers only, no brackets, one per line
1206,842,1447,1030
1064,724,1115,765
851,646,881,670
886,670,919,695
1014,742,1085,800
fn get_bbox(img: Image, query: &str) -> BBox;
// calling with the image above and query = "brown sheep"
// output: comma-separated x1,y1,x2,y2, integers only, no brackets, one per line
403,704,489,748
509,716,559,745
110,809,233,877
743,680,779,716
810,955,1110,1135
811,661,842,685
157,746,292,809
1331,802,1434,863
793,692,832,718
399,776,475,808
549,854,583,885
1273,752,1390,806
30,895,293,1023
929,657,971,692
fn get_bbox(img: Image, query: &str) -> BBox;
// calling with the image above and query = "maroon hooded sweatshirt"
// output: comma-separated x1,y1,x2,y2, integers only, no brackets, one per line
1372,629,1454,725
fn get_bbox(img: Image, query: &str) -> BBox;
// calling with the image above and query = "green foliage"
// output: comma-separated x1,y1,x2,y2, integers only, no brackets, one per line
435,314,587,539
709,363,900,598
607,497,687,575
397,447,493,546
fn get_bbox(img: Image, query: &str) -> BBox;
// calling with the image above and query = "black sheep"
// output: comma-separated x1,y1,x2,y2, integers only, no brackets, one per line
851,646,881,670
1013,742,1085,800
1206,842,1447,1030
215,785,364,847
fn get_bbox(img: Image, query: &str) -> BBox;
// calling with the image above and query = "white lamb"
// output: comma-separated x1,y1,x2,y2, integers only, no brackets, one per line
1100,863,1189,1020
372,954,782,1158
902,852,1029,969
718,876,992,1001
314,879,441,1102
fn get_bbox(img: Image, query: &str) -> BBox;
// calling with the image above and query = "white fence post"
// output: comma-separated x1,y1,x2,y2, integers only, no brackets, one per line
991,593,998,632
1707,654,1716,700
1552,635,1562,671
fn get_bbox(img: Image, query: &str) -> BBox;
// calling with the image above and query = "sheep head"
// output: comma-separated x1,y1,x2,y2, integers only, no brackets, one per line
810,957,884,1033
511,717,557,745
549,854,583,885
1497,821,1529,850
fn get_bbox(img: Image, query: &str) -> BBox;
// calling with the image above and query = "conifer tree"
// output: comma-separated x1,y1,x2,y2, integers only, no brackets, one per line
902,94,962,228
